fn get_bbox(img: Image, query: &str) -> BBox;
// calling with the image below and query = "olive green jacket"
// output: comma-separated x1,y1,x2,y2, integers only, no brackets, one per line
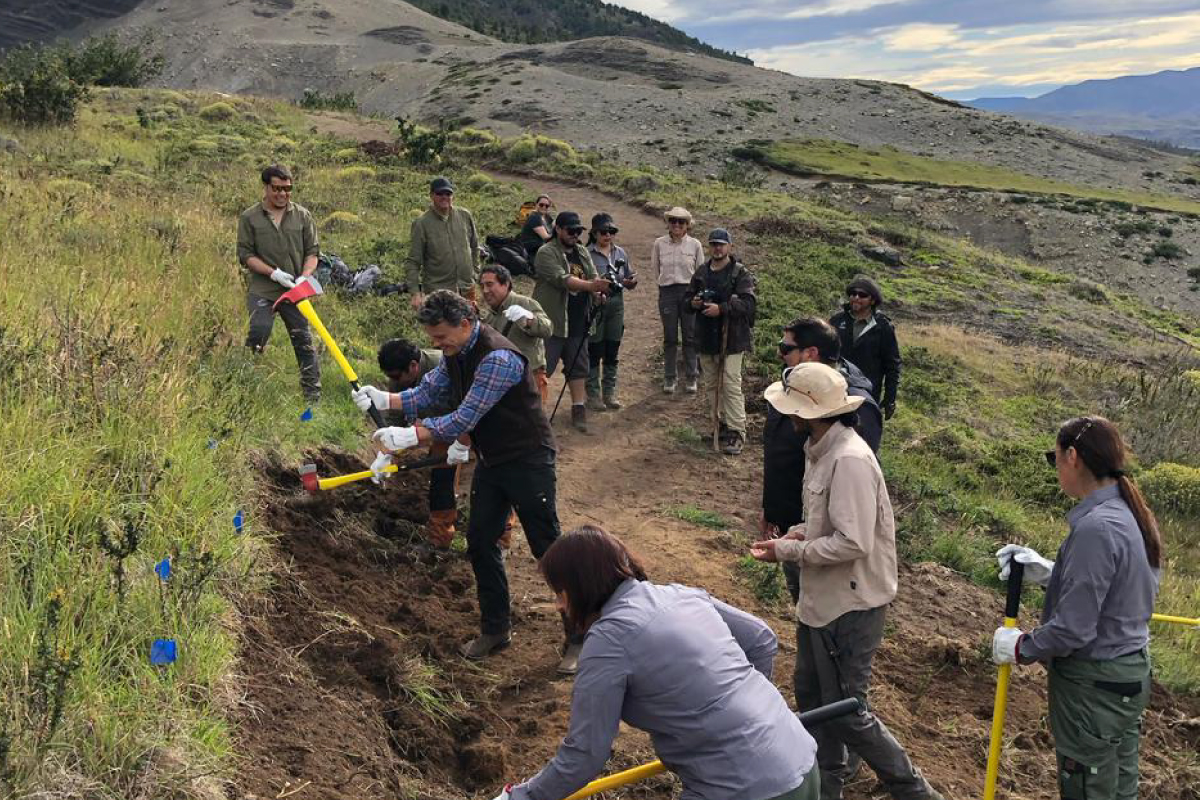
532,238,598,338
404,206,479,293
237,201,319,300
479,292,553,372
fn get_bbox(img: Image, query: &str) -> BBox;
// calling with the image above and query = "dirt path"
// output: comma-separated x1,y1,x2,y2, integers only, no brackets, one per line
230,174,1200,800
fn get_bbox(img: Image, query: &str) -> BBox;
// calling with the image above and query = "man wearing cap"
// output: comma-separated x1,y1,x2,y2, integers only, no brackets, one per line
532,211,611,433
406,177,482,310
684,228,756,455
651,206,705,394
829,276,901,420
750,363,942,800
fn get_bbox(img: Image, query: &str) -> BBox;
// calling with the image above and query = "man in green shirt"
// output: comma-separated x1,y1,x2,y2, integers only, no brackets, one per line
236,164,321,403
478,264,554,404
406,176,481,310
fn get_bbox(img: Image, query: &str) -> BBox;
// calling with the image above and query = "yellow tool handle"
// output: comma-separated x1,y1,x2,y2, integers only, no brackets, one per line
562,761,666,800
983,615,1017,800
318,465,396,490
295,299,359,383
1152,613,1200,627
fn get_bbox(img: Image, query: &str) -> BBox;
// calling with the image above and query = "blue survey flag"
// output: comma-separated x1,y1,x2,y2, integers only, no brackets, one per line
155,557,171,582
233,510,244,534
300,407,314,422
150,639,177,665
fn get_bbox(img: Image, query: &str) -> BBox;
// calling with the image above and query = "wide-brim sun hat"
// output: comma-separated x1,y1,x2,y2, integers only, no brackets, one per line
663,206,693,223
764,363,864,420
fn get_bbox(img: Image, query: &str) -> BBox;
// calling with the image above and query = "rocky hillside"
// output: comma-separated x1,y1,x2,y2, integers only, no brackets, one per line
0,0,143,49
30,0,1200,203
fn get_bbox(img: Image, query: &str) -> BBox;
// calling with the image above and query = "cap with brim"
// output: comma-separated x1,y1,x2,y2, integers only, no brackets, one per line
591,212,618,234
708,228,732,244
664,206,693,223
430,176,455,193
555,211,583,230
764,363,865,420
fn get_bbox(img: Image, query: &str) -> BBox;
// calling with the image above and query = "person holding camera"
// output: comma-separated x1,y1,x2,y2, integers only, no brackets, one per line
829,276,900,421
585,213,637,412
684,229,756,456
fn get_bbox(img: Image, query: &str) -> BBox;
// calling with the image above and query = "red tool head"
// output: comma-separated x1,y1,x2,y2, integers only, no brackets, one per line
272,276,323,311
299,463,319,493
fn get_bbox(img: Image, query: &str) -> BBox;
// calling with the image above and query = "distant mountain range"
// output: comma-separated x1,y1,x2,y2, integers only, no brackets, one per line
969,67,1200,148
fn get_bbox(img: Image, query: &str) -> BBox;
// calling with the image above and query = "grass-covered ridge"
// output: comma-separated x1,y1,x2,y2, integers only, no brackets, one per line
734,137,1200,216
0,88,526,795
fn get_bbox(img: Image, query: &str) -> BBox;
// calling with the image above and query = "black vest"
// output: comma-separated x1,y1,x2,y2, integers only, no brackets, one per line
447,324,555,466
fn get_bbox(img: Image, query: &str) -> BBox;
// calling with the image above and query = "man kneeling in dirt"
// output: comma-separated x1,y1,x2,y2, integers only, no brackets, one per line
351,291,583,673
751,364,942,800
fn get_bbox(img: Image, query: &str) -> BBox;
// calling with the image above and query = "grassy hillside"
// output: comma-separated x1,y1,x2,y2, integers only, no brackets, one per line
406,0,751,64
736,138,1200,215
2,92,1198,795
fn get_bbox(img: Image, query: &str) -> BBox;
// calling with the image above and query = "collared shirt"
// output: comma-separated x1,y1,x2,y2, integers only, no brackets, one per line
1021,484,1159,662
478,291,553,372
237,201,319,299
650,234,704,287
405,205,479,292
852,315,876,342
395,323,524,441
774,422,898,628
511,580,816,800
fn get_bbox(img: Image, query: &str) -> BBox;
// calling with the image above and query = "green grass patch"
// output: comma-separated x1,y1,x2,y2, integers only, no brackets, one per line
735,556,788,606
664,505,730,530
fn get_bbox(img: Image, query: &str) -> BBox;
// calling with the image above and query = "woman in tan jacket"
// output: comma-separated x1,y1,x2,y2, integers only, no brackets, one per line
750,363,942,800
650,206,704,394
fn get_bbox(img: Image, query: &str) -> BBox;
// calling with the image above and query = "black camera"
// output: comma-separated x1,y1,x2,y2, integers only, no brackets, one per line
696,288,720,304
604,258,629,294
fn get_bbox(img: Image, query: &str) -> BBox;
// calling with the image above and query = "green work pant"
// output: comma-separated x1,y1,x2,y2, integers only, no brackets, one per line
763,766,820,800
1047,650,1151,800
587,296,624,398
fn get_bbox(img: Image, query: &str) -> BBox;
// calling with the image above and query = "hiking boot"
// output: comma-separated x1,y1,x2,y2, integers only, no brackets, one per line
663,378,677,395
571,403,589,433
557,642,584,676
460,631,512,660
721,431,745,456
604,393,622,410
586,395,607,412
684,378,698,394
424,509,457,549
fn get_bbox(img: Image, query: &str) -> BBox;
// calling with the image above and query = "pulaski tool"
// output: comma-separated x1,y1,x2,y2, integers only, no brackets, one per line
273,277,386,427
299,454,446,493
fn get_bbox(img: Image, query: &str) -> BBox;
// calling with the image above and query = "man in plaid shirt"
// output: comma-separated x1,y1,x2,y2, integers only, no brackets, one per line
353,292,584,674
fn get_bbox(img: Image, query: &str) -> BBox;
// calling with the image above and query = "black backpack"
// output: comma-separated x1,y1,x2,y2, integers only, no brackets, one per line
485,235,533,277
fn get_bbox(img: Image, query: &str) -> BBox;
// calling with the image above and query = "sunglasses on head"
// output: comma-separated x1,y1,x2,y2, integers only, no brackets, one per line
269,184,293,193
847,290,871,299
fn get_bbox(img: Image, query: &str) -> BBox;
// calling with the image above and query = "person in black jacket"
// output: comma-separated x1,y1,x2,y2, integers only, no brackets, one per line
762,316,882,604
829,276,901,420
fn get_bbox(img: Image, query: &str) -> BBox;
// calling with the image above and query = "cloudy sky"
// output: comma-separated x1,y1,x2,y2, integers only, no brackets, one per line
610,0,1200,99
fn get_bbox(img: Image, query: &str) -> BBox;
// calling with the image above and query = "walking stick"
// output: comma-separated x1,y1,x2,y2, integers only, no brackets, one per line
983,561,1024,800
712,317,729,451
561,697,863,800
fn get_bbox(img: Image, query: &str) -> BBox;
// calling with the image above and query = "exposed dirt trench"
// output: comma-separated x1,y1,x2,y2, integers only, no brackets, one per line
230,176,1200,800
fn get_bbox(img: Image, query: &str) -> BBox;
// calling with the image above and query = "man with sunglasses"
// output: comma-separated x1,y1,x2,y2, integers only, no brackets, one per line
830,276,901,420
406,176,481,311
532,211,611,433
237,163,321,403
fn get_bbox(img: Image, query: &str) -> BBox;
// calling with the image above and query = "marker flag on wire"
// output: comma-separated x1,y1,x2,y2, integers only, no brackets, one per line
155,557,171,582
233,510,244,534
150,639,177,665
300,407,314,422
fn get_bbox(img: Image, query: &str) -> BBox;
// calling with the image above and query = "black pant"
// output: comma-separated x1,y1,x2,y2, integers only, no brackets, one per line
467,454,561,635
429,465,456,512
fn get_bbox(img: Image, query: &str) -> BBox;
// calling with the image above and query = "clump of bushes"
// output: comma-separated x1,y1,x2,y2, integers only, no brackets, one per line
505,133,578,165
336,166,375,181
320,211,364,231
396,116,447,166
197,102,237,122
1140,462,1200,517
298,89,358,112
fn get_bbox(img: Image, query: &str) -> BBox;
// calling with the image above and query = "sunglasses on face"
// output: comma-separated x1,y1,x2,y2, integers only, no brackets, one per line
434,190,453,197
668,218,688,225
567,227,585,235
847,290,871,299
599,228,618,235
269,184,293,193
778,341,800,355
1045,418,1096,468
537,203,550,209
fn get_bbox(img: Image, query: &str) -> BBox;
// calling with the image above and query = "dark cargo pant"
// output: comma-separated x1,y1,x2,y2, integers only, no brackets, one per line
657,283,697,383
1048,650,1150,800
587,294,625,399
794,605,938,800
246,293,321,400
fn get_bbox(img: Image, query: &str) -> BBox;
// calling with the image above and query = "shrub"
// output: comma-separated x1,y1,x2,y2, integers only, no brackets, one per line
1148,241,1186,261
333,147,360,162
463,172,493,190
320,211,364,230
298,88,358,112
0,44,90,125
505,133,578,165
336,166,376,181
1140,462,1200,517
62,33,164,87
46,178,93,197
198,102,237,121
396,117,447,166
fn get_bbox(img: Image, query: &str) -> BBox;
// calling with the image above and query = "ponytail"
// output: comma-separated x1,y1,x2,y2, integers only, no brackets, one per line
1058,415,1162,569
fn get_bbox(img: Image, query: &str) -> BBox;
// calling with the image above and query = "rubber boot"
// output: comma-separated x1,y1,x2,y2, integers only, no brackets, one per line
602,362,621,409
424,509,457,549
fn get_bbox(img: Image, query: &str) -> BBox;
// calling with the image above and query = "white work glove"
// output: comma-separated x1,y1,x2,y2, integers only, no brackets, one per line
996,544,1055,587
446,440,472,465
992,626,1025,665
352,385,391,412
503,305,535,324
491,786,512,800
269,268,296,289
373,426,419,452
369,450,393,484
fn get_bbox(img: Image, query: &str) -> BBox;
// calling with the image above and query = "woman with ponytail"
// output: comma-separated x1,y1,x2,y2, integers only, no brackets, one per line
993,416,1161,799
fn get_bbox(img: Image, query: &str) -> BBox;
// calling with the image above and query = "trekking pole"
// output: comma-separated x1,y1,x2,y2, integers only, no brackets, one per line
561,697,861,800
983,561,1024,800
712,317,729,451
550,300,601,423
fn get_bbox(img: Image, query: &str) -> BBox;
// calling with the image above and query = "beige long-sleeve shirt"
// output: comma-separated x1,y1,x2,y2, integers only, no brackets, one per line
650,234,704,287
774,422,898,628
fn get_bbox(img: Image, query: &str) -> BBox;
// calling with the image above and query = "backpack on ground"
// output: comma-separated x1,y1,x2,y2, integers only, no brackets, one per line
485,234,533,277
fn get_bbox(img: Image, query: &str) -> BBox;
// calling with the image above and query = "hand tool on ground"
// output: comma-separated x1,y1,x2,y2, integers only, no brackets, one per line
299,454,445,492
1151,613,1200,627
273,277,385,428
983,561,1024,800
561,697,862,800
712,316,729,451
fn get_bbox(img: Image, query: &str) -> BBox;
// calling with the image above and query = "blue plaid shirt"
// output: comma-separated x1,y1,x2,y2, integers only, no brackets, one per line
397,322,525,441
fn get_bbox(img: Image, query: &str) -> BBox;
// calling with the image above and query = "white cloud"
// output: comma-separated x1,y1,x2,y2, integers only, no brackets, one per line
784,0,917,20
881,23,962,51
604,0,689,24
